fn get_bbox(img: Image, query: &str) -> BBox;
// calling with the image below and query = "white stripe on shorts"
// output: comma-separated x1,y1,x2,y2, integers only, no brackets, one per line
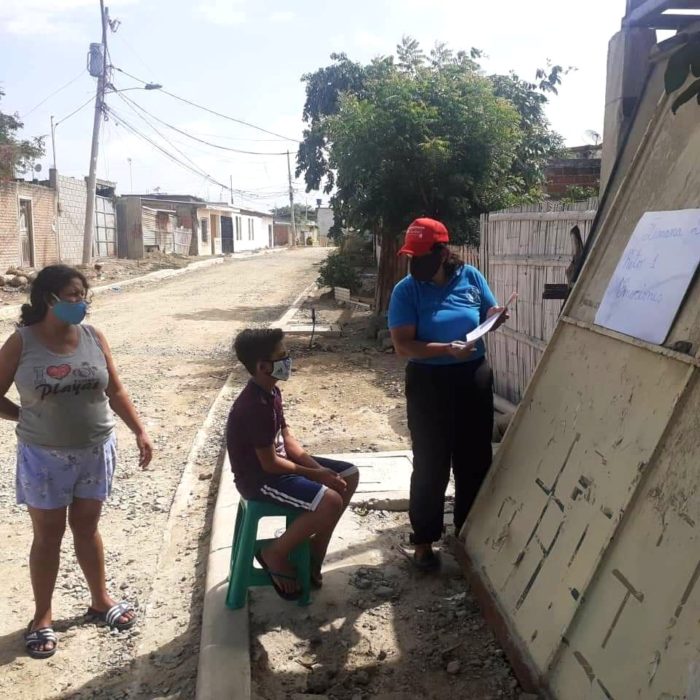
260,484,328,512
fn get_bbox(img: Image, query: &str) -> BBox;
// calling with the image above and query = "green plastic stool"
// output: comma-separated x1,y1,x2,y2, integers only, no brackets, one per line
225,498,311,609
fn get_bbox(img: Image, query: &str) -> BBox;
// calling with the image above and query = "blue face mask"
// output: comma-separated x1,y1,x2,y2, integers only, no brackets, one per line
51,295,88,325
270,356,292,382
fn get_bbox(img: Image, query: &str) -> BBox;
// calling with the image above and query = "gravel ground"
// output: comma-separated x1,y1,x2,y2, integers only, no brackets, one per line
251,510,522,700
0,247,326,699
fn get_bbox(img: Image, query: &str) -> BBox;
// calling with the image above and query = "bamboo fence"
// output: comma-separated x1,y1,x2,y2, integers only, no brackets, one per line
480,199,599,404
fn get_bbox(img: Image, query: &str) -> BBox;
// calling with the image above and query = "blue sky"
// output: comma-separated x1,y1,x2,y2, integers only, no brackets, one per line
1,0,629,210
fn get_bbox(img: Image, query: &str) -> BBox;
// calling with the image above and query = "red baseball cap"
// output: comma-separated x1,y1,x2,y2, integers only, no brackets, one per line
398,218,450,257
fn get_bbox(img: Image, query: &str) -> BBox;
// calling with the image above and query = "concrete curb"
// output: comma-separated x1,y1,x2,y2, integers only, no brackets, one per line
0,247,288,322
196,453,247,700
195,276,320,700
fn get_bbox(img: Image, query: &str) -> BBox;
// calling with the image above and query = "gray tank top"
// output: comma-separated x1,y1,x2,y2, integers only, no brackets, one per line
15,324,115,448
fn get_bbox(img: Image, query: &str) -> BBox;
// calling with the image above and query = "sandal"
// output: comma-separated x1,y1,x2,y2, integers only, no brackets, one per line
25,622,57,659
413,549,441,572
86,601,137,631
255,551,301,601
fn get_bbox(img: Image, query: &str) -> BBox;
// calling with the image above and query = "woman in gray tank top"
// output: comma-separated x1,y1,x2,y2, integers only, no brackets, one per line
0,265,153,659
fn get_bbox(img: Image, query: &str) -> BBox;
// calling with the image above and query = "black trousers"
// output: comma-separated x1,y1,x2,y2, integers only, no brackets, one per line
405,358,494,545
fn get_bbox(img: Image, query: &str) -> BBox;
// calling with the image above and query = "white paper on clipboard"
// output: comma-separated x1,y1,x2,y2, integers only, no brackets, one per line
463,291,517,344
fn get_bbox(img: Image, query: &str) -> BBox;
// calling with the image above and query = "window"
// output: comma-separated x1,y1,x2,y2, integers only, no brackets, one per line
248,218,254,240
200,218,209,243
235,216,242,241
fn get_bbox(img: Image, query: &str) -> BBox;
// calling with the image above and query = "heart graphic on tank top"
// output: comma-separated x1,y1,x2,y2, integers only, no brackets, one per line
46,364,72,380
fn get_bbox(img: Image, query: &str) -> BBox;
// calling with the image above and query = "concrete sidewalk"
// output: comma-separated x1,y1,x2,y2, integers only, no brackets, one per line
195,450,421,700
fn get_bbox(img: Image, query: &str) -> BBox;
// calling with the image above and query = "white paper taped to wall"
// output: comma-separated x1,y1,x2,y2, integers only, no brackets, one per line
595,210,700,344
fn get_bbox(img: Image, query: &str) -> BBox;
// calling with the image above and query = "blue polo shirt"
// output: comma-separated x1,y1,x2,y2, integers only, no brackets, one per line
388,265,497,365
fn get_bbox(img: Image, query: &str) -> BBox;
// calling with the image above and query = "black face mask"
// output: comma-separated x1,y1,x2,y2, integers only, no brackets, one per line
409,250,443,282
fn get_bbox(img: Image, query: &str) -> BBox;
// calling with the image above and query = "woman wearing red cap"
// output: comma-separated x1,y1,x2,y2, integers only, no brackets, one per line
388,218,506,570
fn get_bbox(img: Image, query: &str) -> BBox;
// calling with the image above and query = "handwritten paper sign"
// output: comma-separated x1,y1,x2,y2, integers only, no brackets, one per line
595,210,700,344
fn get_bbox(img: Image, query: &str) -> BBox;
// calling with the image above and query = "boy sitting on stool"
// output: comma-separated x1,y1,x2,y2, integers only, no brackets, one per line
227,328,359,600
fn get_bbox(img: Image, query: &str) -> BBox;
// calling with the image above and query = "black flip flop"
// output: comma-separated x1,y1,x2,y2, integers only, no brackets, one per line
25,622,57,659
255,551,301,601
86,601,137,631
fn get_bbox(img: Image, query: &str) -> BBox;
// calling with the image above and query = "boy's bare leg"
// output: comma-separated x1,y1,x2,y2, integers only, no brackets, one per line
260,489,344,595
310,472,359,577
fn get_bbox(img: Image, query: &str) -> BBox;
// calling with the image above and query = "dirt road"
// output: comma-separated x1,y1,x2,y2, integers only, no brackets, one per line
0,247,327,699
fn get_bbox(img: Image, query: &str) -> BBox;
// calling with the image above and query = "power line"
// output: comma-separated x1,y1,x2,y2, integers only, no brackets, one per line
107,106,289,204
112,90,288,156
111,65,300,143
21,69,87,119
112,92,216,178
107,105,225,189
55,95,96,128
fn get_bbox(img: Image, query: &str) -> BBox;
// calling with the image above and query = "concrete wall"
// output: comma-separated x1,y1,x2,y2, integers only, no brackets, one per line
234,212,272,253
0,181,58,270
462,39,700,700
600,27,656,193
116,197,144,260
54,173,87,264
317,207,333,245
0,183,20,270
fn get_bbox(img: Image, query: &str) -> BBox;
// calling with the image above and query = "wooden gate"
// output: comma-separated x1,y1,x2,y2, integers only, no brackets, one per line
480,199,598,404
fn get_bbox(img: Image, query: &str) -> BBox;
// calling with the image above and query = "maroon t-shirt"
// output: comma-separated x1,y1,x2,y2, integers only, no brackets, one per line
226,380,287,497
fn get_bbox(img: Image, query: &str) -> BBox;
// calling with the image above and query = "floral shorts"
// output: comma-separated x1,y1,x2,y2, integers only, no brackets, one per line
16,433,117,510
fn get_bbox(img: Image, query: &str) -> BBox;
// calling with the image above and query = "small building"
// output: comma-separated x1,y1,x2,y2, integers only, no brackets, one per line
197,205,273,255
273,218,320,246
0,179,59,270
316,206,335,246
116,195,199,259
117,194,273,259
273,221,292,247
236,207,273,252
51,172,117,263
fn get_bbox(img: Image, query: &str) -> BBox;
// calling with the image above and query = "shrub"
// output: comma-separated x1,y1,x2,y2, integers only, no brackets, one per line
317,251,361,293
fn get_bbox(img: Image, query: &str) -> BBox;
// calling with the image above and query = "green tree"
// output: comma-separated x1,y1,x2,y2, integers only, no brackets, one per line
271,204,317,222
297,39,564,311
0,90,44,181
489,72,564,198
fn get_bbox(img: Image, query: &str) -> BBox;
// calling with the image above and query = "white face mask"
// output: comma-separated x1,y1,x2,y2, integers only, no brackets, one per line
270,356,292,381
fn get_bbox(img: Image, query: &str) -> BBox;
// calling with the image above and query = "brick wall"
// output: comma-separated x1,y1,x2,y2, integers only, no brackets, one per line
55,174,88,264
0,181,58,270
273,223,290,246
18,182,58,267
545,158,601,198
0,183,19,270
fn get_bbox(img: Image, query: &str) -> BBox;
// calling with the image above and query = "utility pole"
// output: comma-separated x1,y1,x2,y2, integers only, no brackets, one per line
230,174,234,205
83,0,109,265
286,150,297,247
50,116,57,170
127,158,133,192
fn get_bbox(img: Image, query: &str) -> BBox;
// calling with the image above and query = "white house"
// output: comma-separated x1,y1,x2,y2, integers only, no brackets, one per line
232,208,274,253
195,204,273,255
